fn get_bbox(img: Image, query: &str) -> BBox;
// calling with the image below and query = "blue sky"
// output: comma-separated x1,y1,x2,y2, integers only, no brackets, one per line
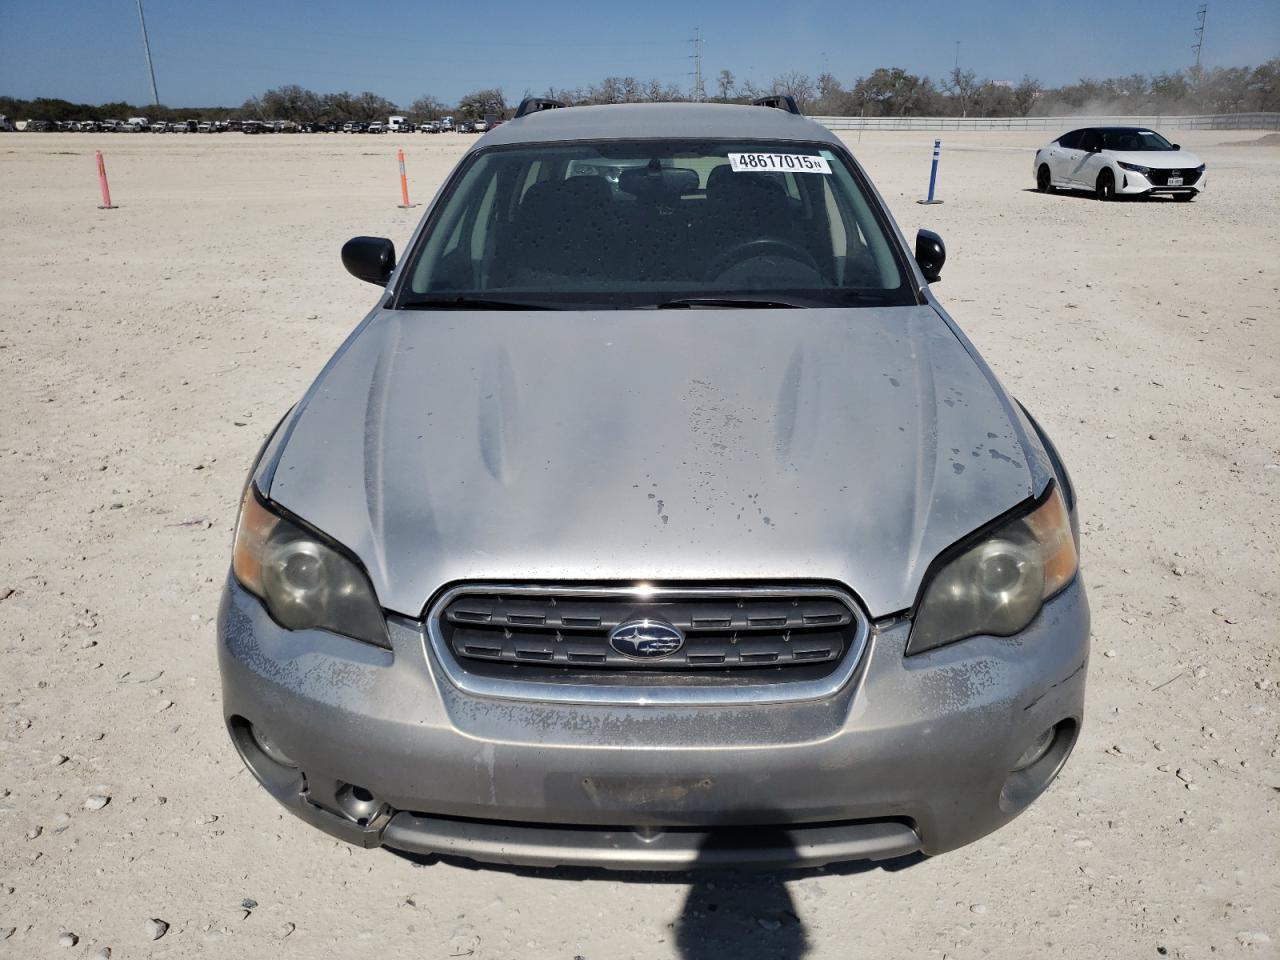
1,0,1277,107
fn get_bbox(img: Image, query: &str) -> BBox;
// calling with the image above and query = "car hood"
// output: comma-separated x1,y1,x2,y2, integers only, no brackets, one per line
1106,149,1203,169
266,306,1045,619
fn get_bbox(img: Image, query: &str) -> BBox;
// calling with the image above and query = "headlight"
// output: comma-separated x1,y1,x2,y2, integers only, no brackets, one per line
1117,161,1151,175
232,486,390,648
906,484,1077,656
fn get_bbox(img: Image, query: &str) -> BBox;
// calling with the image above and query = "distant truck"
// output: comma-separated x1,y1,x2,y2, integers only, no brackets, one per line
387,115,408,133
126,116,150,131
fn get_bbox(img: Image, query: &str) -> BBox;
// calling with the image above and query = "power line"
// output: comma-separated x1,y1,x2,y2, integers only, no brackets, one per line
136,0,160,105
689,28,705,102
1192,3,1208,71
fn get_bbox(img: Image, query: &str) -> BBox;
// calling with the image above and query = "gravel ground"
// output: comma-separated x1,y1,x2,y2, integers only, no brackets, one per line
1,127,1277,959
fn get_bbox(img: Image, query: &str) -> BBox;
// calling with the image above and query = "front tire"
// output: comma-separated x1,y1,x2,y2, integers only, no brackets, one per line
1095,169,1116,201
1036,164,1054,193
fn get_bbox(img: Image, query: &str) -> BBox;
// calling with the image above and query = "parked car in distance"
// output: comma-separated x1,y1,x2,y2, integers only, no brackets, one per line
219,99,1090,872
1034,127,1206,201
198,121,214,133
387,115,409,133
367,122,385,134
458,120,476,133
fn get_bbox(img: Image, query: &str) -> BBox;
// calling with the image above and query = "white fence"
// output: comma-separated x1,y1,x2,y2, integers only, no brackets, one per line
812,112,1280,132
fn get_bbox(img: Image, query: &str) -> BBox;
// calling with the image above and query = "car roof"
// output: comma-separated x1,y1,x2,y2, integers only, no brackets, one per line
481,102,842,148
1064,126,1161,136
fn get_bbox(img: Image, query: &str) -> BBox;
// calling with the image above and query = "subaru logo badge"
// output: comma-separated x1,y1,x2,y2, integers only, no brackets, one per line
609,619,685,660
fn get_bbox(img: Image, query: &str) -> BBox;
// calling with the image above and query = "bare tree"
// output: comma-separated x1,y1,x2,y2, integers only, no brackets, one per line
814,72,849,114
457,88,506,119
942,67,980,117
642,78,684,102
409,95,446,120
351,91,398,121
771,71,816,112
1012,75,1041,116
716,69,735,101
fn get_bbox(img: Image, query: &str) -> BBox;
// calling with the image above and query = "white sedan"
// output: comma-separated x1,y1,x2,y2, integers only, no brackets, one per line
1034,127,1206,201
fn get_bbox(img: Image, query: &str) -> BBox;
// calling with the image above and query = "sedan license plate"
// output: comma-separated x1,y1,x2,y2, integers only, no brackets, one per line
1168,176,1183,186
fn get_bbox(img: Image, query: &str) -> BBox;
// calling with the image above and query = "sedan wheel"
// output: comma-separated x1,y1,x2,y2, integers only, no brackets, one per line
1036,165,1054,193
1095,170,1116,201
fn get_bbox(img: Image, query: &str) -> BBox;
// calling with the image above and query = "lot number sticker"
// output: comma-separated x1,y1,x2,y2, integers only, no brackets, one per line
729,153,832,174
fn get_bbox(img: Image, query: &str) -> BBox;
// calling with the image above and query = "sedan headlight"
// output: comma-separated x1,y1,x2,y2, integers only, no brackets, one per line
232,486,390,648
907,484,1077,656
1117,161,1151,175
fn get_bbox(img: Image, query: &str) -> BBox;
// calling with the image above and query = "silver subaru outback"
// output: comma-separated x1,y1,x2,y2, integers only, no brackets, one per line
218,97,1089,870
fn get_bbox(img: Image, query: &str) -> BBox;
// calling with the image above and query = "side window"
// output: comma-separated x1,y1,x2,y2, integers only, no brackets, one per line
1079,130,1100,152
1057,130,1081,149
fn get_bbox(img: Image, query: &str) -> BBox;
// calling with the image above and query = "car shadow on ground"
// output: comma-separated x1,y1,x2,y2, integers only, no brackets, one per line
1020,188,1189,202
388,840,926,959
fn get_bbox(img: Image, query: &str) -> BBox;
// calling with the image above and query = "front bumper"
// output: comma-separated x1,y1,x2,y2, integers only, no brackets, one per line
1118,169,1206,196
217,577,1089,869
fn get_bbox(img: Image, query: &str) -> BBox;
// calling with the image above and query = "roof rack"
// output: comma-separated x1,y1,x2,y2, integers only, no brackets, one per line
751,95,801,116
514,97,567,119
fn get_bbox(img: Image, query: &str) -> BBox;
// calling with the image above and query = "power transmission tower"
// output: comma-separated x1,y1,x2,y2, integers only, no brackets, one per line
136,0,160,105
1192,4,1207,71
689,28,706,102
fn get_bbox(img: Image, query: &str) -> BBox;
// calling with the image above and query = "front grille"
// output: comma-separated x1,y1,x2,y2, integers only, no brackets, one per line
434,584,863,677
1149,168,1201,186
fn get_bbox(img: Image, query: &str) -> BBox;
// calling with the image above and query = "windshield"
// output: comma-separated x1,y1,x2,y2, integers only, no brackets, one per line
1100,129,1176,151
400,139,914,309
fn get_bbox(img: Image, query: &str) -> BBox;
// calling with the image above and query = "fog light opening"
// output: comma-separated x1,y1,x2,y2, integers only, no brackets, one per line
999,719,1078,813
250,724,298,769
1012,726,1056,772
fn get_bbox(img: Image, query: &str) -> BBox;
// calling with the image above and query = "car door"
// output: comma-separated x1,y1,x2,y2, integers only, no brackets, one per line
1047,130,1079,184
1068,130,1104,187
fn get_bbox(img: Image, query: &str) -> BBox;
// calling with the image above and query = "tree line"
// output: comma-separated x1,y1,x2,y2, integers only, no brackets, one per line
4,59,1276,125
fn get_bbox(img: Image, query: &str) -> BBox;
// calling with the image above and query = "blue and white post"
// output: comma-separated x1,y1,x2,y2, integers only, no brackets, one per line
917,138,944,205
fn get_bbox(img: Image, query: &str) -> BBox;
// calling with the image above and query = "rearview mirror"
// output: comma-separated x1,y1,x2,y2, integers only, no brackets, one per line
341,236,396,286
915,229,945,283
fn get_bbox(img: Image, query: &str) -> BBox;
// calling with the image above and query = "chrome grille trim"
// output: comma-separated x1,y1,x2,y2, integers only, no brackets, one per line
422,583,872,706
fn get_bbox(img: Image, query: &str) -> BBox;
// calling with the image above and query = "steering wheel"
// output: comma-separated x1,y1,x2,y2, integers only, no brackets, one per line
706,238,820,281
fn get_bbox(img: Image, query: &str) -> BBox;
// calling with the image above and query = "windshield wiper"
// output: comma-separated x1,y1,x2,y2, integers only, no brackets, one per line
399,296,555,311
652,297,804,309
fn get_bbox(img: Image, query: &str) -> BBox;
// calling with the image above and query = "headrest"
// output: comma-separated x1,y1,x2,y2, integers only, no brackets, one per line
618,166,700,200
706,165,787,200
518,175,611,220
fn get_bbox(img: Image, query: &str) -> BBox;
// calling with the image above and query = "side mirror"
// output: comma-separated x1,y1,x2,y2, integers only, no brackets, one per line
915,229,945,283
1172,143,1181,150
341,236,396,286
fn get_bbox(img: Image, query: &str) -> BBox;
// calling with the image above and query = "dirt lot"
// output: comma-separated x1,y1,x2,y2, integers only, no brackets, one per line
1,126,1277,959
